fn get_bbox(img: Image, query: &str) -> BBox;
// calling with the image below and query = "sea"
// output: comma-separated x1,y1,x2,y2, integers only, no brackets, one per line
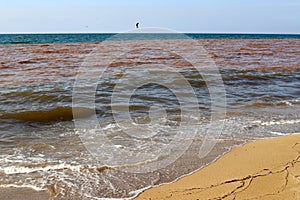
0,33,299,199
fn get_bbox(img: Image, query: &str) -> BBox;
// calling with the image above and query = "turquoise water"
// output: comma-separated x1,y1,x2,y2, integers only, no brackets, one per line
0,33,300,44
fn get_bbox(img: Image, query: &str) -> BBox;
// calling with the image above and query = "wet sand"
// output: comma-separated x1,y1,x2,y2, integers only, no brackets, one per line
0,188,50,200
135,134,300,200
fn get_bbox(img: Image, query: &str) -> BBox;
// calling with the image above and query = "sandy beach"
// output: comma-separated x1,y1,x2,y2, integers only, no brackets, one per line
135,134,300,200
1,134,300,200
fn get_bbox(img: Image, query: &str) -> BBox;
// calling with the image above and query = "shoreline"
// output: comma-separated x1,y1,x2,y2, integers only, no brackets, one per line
0,38,299,199
135,133,300,200
1,134,299,199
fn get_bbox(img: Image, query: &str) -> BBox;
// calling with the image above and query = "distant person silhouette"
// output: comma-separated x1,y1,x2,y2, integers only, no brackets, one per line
136,22,139,29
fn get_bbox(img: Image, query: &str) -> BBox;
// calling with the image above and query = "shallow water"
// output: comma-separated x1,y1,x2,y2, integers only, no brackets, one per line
0,38,299,199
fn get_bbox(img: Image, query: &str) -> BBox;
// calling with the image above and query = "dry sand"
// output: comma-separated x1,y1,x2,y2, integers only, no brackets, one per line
135,134,300,200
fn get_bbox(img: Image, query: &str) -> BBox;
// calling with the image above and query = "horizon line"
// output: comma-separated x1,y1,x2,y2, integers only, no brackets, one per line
0,31,300,35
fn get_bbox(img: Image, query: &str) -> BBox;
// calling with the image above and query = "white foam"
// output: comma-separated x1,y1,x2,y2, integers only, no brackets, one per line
0,184,45,191
1,163,83,175
279,99,300,106
261,119,300,126
281,101,293,106
270,131,287,136
102,123,118,130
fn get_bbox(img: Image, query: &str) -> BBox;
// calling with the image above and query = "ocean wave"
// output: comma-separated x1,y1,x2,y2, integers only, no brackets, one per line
253,119,300,126
0,183,45,191
1,163,82,175
245,99,300,108
278,99,300,106
1,107,94,122
0,163,112,175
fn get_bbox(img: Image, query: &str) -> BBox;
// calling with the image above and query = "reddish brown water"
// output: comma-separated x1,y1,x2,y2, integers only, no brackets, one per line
0,39,299,199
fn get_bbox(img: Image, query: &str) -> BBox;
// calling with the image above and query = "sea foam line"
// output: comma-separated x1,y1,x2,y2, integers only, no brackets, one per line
0,183,45,191
0,163,83,175
261,119,300,126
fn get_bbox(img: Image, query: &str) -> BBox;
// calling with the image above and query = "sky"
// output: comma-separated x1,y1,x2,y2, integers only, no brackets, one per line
0,0,299,33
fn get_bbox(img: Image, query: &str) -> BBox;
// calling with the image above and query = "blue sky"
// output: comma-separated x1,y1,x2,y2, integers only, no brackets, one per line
0,0,299,33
